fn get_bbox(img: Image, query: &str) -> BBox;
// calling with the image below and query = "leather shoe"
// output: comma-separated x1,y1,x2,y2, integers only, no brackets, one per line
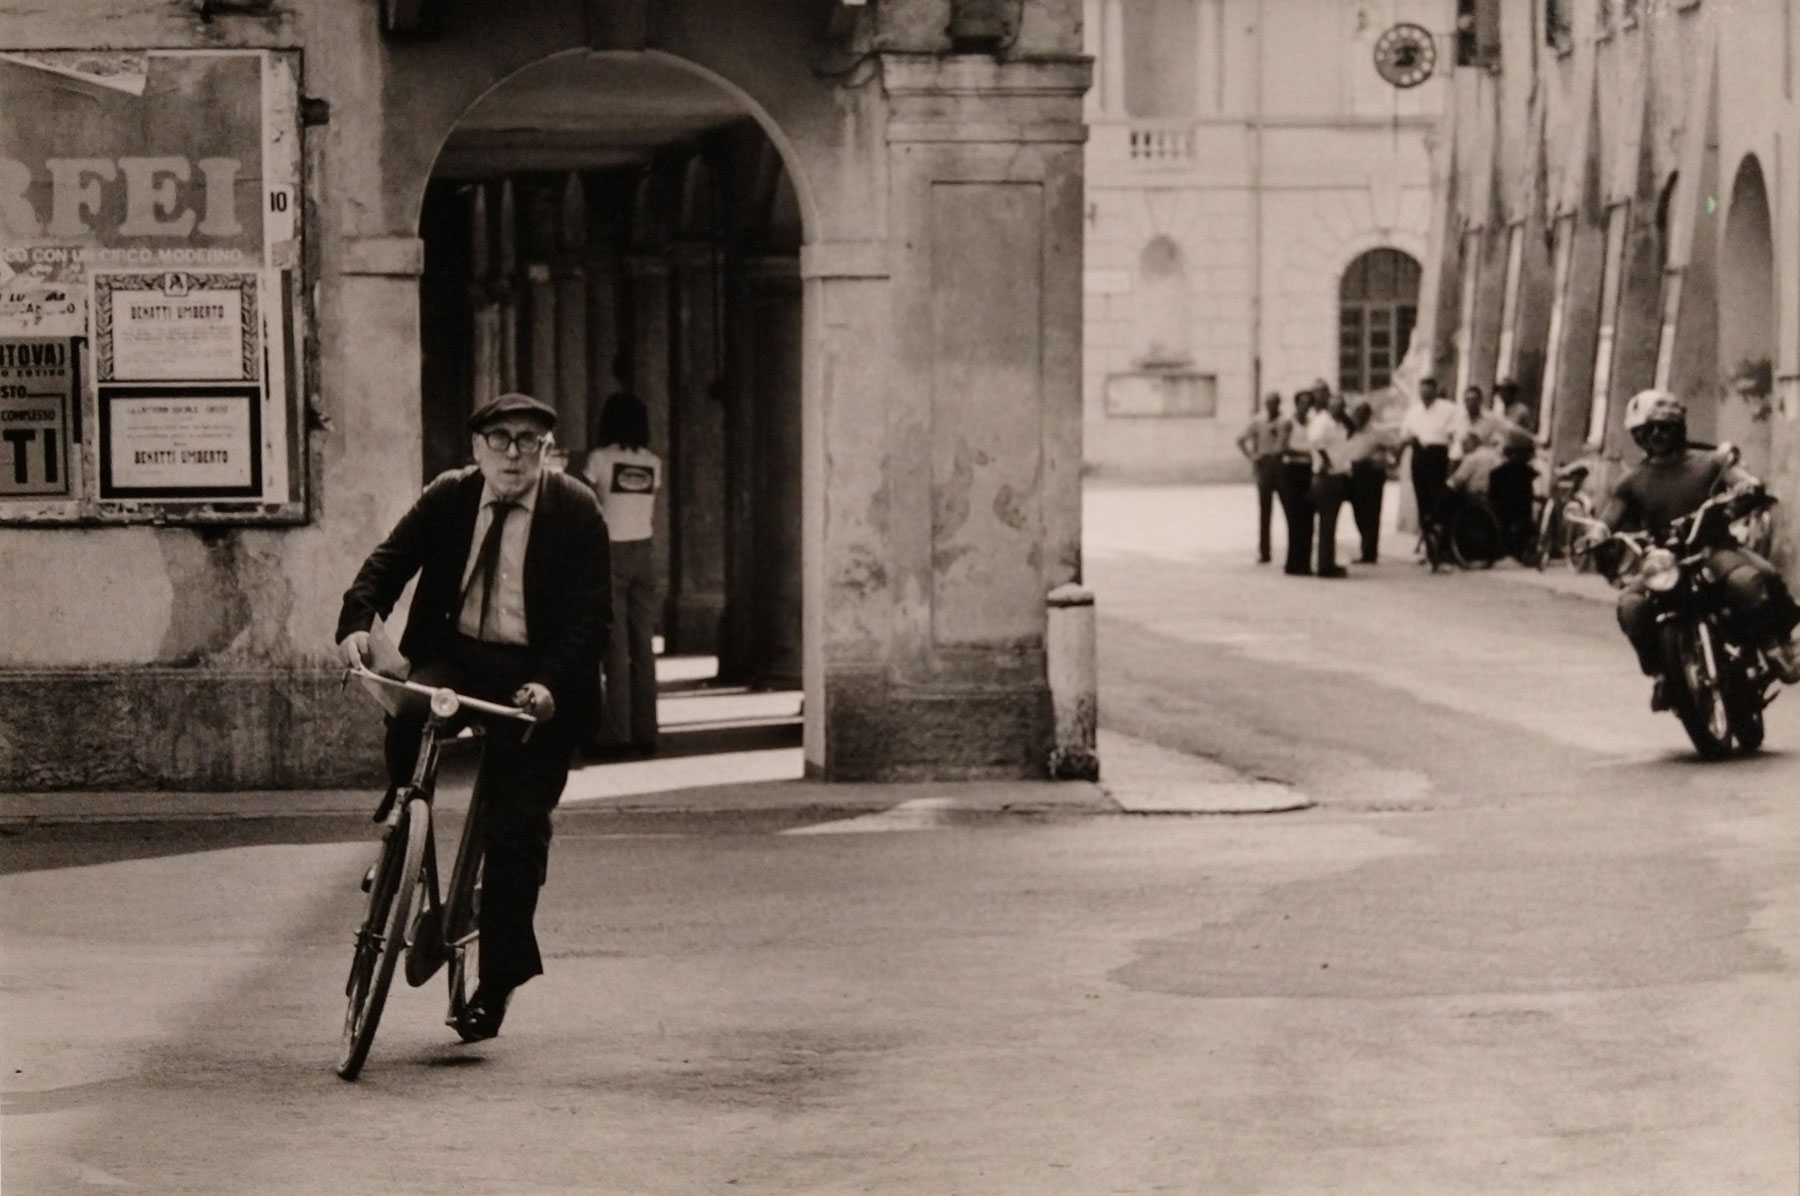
450,986,511,1043
1318,567,1348,579
1649,676,1670,713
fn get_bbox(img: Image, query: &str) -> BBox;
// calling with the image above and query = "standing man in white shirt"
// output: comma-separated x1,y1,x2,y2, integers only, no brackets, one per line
1399,377,1456,548
1307,391,1353,578
582,393,664,759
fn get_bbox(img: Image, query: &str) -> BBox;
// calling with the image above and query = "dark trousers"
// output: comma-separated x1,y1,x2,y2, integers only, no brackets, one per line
1349,463,1385,563
1311,472,1349,573
384,636,578,994
1411,444,1450,535
1277,459,1315,573
1253,456,1281,561
601,538,662,749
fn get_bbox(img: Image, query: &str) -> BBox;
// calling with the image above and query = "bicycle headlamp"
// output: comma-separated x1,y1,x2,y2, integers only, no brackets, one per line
430,687,461,719
1640,548,1680,592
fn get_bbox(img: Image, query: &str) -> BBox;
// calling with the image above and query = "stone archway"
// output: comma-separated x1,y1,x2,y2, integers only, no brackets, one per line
1718,154,1775,477
413,50,812,759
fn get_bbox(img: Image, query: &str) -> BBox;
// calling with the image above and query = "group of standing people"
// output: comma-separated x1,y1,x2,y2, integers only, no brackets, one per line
1238,381,1394,578
1242,376,1546,576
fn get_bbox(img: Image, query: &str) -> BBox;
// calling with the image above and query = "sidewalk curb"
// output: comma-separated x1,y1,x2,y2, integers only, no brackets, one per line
0,780,1122,827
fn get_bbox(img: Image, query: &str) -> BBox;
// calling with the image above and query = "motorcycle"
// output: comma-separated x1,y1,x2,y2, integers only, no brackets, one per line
1574,472,1784,759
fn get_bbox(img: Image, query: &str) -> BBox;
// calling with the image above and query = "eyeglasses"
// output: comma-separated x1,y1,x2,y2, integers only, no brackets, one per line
479,429,547,454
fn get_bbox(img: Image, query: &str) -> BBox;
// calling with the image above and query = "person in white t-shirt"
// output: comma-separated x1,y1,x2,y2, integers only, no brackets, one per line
582,393,663,758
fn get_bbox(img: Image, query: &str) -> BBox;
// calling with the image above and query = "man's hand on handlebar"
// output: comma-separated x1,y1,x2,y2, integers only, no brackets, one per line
338,631,372,670
513,682,555,722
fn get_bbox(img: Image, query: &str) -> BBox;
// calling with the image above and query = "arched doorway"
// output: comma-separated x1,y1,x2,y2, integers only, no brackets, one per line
1717,154,1774,477
1338,248,1422,397
415,52,807,763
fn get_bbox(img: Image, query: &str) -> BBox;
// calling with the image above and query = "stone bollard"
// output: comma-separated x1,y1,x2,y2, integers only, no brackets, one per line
1046,583,1099,781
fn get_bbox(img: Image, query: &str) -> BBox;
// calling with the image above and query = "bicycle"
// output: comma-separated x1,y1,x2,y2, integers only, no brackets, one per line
336,664,536,1082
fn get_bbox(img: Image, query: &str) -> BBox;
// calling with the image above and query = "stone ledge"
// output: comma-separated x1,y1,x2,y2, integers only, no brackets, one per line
0,667,384,791
339,236,425,277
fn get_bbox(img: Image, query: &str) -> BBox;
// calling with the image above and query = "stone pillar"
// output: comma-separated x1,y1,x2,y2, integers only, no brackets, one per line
746,255,804,688
553,172,590,457
1101,0,1126,115
719,249,758,685
627,252,673,606
469,182,502,410
586,235,622,442
805,55,1089,779
525,181,560,413
669,240,727,655
497,178,520,392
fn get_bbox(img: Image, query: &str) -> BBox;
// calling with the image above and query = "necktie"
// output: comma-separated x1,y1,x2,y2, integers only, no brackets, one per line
465,500,517,640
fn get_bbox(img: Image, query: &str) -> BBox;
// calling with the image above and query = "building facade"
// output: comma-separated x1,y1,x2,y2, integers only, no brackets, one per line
1424,0,1800,576
1081,0,1451,481
0,0,1090,788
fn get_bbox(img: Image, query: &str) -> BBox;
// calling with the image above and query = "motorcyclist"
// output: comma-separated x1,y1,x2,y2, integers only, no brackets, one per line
1589,388,1800,710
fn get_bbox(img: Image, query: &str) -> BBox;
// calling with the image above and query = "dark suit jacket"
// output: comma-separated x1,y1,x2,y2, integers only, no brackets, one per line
336,466,612,727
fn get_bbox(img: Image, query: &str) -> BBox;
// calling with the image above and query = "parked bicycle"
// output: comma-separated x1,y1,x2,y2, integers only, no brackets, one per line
1535,459,1597,572
336,664,535,1081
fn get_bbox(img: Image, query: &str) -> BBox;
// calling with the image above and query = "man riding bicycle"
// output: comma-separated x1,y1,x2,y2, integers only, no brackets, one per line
336,391,611,1042
1587,388,1800,710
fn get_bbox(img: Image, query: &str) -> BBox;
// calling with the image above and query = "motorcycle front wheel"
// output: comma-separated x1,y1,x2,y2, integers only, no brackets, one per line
1662,621,1733,760
1722,652,1766,754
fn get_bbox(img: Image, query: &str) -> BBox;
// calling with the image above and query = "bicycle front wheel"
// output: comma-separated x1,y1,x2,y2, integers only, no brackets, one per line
337,796,430,1080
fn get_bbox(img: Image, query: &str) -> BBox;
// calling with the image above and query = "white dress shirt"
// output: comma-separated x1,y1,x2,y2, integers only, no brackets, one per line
1307,410,1351,476
1401,398,1457,448
457,476,539,644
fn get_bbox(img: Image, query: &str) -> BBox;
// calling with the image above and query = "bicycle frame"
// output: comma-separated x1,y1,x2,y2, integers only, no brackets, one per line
336,664,535,1078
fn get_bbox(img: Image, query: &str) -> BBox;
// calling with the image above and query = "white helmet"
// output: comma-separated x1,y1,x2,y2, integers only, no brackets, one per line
1623,389,1687,432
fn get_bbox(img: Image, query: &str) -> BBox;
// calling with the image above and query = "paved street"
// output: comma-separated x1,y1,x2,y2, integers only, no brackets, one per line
5,482,1800,1194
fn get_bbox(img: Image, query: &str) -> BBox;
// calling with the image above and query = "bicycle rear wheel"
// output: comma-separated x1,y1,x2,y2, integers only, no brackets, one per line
337,795,430,1080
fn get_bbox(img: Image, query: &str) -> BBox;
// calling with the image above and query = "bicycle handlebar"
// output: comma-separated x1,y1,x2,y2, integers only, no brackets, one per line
343,663,538,724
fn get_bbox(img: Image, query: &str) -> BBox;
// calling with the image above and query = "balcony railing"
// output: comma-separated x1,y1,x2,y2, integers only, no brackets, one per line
1125,122,1196,165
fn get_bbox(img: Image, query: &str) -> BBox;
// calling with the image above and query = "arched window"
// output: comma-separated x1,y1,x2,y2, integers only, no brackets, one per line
1338,247,1421,395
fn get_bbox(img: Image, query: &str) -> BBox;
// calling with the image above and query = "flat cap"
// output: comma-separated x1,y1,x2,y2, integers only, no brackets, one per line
468,391,557,432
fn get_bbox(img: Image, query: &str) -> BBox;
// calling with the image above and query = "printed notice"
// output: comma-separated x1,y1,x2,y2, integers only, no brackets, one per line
0,337,73,497
100,388,261,498
95,272,257,382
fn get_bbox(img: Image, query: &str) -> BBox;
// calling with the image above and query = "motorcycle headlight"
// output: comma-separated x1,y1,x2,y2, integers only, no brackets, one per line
1640,548,1680,592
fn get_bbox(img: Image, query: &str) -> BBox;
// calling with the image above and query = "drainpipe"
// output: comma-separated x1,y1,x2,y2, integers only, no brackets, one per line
1249,0,1265,411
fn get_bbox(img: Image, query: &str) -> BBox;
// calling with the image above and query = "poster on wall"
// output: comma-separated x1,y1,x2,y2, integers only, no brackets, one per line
0,47,302,518
0,336,73,497
94,272,257,382
98,385,261,498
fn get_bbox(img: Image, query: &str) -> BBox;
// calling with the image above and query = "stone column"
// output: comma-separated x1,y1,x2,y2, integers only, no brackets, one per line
1101,0,1126,115
525,182,559,413
745,255,804,688
586,234,621,440
626,252,673,605
669,240,727,655
718,250,758,685
497,178,520,392
553,172,590,457
805,54,1088,779
468,182,501,410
